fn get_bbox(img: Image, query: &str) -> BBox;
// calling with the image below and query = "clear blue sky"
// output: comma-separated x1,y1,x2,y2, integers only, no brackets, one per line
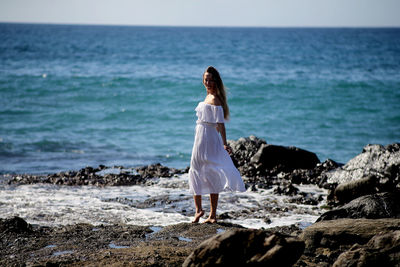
1,0,399,27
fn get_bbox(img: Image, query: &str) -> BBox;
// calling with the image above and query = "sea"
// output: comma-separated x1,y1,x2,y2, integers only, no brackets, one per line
0,23,399,229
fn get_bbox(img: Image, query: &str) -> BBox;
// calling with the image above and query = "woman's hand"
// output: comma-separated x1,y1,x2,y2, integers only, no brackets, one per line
224,144,232,154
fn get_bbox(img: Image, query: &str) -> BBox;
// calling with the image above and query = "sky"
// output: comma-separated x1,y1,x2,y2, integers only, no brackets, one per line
0,0,399,27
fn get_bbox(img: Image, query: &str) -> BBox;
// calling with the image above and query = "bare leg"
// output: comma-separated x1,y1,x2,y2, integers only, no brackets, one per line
203,193,218,224
192,195,204,223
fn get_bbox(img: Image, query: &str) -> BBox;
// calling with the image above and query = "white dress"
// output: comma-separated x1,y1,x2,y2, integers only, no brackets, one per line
188,102,246,195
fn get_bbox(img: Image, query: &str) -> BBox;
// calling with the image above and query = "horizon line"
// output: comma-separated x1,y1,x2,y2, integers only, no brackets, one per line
1,21,400,29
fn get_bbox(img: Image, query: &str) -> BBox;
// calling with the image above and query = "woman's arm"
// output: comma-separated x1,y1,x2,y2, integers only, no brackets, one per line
217,123,232,154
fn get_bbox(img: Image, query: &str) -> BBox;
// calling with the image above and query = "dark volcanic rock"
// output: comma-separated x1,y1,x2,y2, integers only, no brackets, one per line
333,230,400,267
7,165,144,186
251,144,320,171
274,182,299,196
7,164,187,186
228,135,267,177
288,192,322,206
284,159,342,187
46,167,144,186
228,136,333,190
317,192,400,222
183,229,304,267
297,218,400,266
0,216,32,234
135,163,185,178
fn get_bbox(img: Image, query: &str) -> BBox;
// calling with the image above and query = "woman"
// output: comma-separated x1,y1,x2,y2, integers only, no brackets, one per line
189,66,246,224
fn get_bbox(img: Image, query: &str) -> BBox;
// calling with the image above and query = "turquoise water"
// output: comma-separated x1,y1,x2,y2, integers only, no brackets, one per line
1,24,400,174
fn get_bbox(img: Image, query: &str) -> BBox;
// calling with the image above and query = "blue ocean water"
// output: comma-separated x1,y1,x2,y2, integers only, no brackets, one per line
1,23,400,174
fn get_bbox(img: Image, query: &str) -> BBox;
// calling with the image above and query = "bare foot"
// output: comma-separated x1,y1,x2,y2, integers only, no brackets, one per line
202,217,217,224
192,210,204,223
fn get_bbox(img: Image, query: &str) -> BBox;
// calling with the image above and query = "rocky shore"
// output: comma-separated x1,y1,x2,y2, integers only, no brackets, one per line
2,136,400,266
5,163,188,187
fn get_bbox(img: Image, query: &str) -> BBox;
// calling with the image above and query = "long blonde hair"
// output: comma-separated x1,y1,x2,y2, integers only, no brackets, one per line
204,66,230,120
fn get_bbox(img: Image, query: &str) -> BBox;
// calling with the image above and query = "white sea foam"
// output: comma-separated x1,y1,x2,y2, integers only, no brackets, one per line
0,174,327,229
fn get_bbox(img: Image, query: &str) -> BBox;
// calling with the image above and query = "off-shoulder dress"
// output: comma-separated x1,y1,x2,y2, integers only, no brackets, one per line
188,102,246,195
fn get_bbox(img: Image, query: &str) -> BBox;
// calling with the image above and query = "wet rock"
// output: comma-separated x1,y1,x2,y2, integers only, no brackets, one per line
288,192,321,206
0,216,32,234
7,165,139,186
284,159,342,187
100,172,144,186
182,166,190,173
135,163,184,178
274,183,299,196
317,192,400,221
327,143,400,189
183,229,304,267
7,164,188,187
298,218,400,266
332,230,400,267
8,174,47,184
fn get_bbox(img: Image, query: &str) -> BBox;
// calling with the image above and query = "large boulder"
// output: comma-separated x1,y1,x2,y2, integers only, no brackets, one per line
301,218,400,254
250,144,320,171
317,192,400,221
228,136,341,189
333,175,378,204
333,230,400,267
298,218,400,266
183,229,304,267
327,143,400,189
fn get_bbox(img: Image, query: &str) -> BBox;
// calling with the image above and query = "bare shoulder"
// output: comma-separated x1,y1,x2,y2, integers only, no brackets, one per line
208,96,222,106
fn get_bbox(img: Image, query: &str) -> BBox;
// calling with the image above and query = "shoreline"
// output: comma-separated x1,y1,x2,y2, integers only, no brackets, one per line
1,137,399,265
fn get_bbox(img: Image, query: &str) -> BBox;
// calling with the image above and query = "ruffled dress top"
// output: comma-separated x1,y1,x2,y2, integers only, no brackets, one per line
188,102,246,195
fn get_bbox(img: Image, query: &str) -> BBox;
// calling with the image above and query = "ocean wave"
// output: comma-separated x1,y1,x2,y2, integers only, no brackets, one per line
0,174,327,229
